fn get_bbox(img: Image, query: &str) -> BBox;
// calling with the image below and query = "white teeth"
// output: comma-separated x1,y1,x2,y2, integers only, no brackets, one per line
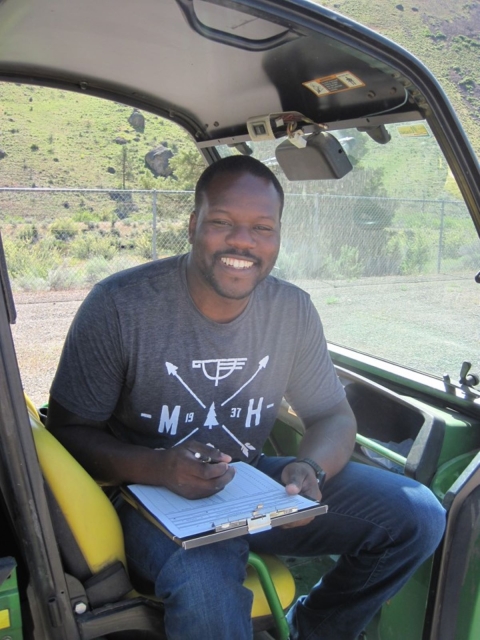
221,257,254,269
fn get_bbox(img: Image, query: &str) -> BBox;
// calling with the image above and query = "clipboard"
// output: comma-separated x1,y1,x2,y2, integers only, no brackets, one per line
121,461,328,549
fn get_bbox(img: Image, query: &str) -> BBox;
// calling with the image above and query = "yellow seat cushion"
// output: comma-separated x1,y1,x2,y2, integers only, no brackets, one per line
245,554,296,618
29,411,126,574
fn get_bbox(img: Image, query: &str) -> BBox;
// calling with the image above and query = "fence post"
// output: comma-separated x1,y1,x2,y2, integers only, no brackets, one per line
437,200,445,274
152,190,157,260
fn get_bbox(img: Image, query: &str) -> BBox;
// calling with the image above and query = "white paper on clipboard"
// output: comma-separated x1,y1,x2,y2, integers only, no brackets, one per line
125,461,327,546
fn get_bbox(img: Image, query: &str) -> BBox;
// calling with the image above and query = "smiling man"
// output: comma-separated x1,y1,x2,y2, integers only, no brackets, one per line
187,166,282,317
47,155,445,640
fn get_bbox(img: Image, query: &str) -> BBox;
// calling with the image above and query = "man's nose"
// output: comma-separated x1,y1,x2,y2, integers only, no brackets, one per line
225,225,256,249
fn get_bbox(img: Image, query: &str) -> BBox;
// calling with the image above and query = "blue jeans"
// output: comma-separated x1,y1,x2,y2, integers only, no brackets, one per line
118,458,446,640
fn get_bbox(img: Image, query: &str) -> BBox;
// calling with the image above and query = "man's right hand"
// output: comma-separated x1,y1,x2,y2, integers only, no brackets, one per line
160,441,235,499
46,398,235,496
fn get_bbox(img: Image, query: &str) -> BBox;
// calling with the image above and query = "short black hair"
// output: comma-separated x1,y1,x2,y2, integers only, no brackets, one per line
195,155,284,217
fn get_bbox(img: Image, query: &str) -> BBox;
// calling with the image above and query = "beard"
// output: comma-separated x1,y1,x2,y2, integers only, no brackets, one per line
198,250,274,300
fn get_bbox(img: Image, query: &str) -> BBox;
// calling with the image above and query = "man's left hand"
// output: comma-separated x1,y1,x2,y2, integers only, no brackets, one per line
280,460,322,528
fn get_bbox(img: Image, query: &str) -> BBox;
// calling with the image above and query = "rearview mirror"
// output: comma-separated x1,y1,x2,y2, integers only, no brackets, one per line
275,132,353,180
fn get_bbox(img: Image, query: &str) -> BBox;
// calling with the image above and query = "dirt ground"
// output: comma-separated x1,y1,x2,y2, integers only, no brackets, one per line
10,289,88,406
9,274,480,409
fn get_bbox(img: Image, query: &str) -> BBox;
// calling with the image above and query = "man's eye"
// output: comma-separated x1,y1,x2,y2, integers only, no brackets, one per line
211,220,231,226
255,225,273,231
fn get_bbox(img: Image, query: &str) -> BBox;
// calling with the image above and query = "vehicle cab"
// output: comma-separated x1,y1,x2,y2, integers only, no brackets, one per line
0,1,479,639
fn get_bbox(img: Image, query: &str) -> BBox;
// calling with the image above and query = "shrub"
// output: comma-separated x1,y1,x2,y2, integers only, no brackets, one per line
18,224,39,244
13,275,48,292
158,227,189,255
84,255,141,284
391,230,433,275
47,264,84,290
70,234,118,261
274,250,306,280
275,241,363,281
73,210,103,224
3,237,62,281
337,246,363,279
321,245,363,280
134,231,154,259
49,218,79,241
460,242,480,269
442,219,473,259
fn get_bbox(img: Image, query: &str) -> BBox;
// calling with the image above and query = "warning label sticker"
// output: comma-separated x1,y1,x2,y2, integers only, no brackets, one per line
397,124,430,138
303,71,365,97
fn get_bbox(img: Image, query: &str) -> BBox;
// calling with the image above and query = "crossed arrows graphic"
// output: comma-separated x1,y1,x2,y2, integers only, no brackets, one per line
165,357,269,456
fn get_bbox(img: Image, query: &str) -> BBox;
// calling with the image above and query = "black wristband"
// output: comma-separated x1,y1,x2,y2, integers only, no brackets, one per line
296,458,327,491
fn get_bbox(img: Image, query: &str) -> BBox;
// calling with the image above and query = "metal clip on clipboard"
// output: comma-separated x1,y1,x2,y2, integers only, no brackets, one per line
215,514,273,534
215,506,301,534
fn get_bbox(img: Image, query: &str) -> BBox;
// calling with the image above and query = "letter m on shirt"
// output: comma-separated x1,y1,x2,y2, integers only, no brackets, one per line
158,405,181,435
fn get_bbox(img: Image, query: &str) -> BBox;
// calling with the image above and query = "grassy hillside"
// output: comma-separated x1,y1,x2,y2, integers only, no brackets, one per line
319,0,480,153
0,84,203,190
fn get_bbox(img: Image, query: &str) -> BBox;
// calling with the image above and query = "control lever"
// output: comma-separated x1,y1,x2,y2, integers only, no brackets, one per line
459,361,480,388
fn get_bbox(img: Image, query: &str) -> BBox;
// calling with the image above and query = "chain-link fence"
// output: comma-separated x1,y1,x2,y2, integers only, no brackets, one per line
0,188,193,291
0,188,477,291
278,193,477,282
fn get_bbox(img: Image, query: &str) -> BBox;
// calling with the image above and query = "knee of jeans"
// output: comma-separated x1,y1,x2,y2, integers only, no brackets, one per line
158,536,251,599
400,484,446,555
158,537,253,634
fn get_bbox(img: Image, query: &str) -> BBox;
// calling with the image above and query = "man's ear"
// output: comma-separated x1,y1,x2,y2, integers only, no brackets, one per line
188,212,197,244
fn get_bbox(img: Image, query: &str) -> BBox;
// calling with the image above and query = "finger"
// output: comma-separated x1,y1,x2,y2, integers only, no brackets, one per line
297,476,322,502
212,464,235,488
186,441,232,464
170,466,235,499
200,461,236,482
193,464,235,494
282,463,322,501
282,463,309,495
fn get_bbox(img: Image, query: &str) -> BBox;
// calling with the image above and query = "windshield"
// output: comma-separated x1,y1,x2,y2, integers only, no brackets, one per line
218,123,480,380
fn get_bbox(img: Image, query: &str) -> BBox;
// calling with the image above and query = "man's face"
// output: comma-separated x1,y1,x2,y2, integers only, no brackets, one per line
188,171,281,301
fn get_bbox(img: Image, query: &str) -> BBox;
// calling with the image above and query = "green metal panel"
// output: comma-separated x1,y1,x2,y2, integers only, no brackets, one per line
432,452,478,502
0,557,22,640
405,399,480,467
449,498,480,640
375,560,434,640
455,539,480,640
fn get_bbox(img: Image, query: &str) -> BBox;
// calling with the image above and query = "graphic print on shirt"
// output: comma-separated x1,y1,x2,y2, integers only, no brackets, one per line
144,356,272,457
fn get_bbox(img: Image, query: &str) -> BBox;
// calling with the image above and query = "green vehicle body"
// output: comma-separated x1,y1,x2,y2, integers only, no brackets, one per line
0,1,480,639
0,557,22,640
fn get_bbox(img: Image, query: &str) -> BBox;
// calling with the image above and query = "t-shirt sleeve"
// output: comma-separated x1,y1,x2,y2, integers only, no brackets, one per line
284,297,345,424
50,284,125,422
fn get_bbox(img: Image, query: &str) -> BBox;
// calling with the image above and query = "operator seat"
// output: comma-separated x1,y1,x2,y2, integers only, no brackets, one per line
27,399,295,639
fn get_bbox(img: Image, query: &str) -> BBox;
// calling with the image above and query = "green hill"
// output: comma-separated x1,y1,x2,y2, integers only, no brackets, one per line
319,0,480,153
0,84,202,190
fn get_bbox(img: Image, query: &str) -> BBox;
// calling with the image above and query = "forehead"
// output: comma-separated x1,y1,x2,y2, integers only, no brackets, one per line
201,171,282,217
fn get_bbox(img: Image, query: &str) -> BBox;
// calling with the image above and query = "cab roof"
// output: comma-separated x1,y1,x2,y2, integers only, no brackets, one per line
0,0,479,229
0,0,424,142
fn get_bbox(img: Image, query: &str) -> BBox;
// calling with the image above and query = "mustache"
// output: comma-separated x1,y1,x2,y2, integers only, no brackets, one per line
214,251,260,263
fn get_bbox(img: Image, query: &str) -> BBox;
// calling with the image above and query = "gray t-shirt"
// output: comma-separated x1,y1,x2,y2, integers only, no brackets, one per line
51,254,345,461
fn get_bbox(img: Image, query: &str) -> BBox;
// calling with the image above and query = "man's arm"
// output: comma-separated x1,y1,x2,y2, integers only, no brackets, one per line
281,397,357,505
46,396,234,499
